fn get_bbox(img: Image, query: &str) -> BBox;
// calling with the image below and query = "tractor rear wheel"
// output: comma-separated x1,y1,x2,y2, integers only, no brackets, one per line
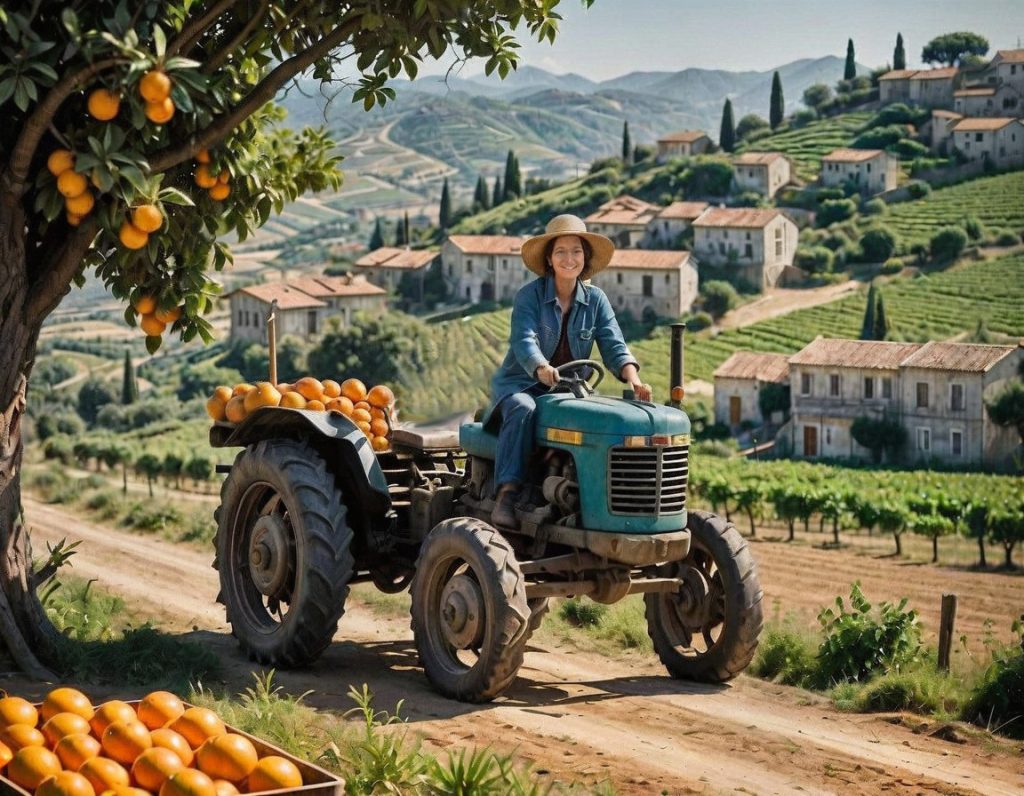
645,510,763,682
411,517,530,702
215,439,353,667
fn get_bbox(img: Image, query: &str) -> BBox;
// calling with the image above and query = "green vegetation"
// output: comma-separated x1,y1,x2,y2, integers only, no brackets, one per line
737,112,875,182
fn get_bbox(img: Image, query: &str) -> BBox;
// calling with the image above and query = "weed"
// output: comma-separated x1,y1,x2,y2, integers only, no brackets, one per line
559,598,607,628
124,501,183,533
962,617,1024,738
749,619,817,686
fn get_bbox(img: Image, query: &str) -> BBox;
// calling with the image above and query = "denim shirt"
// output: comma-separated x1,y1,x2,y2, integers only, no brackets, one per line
485,276,638,425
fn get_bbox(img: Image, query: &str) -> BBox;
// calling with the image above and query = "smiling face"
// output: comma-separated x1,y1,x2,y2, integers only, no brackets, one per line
546,235,588,281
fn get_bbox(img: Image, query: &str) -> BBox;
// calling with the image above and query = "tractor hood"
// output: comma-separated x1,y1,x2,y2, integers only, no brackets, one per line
535,393,690,439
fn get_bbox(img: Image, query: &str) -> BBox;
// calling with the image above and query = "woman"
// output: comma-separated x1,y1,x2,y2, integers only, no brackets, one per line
487,214,651,527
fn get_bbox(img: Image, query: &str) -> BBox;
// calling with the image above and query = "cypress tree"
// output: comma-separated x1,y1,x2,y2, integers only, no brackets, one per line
492,176,503,206
621,121,631,163
769,71,784,129
508,153,522,198
860,283,877,340
121,349,137,405
473,175,487,209
503,150,516,199
893,33,906,71
439,178,452,230
874,293,890,341
402,211,411,245
395,211,407,246
369,216,385,249
844,39,856,80
719,99,736,152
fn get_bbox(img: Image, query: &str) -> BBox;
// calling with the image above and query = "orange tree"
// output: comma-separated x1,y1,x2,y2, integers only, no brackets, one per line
0,0,587,678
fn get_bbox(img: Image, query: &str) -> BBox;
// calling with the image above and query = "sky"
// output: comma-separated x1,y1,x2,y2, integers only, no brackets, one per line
420,0,1024,81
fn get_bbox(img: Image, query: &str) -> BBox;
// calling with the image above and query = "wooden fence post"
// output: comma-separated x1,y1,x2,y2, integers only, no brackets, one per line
937,593,958,671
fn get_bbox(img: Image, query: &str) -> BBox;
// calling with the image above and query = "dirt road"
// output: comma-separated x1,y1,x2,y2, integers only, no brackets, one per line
24,497,1024,795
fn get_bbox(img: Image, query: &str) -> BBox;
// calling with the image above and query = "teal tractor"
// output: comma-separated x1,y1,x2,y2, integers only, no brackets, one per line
211,324,763,702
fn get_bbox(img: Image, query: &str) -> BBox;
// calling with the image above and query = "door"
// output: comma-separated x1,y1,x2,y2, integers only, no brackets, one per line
729,396,741,426
803,425,818,457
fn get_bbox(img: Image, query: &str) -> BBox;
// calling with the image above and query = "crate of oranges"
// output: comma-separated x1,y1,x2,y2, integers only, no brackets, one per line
0,687,343,795
206,377,396,453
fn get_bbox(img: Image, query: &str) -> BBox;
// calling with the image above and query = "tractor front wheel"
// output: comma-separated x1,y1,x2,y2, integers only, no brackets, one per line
215,439,353,667
411,517,530,702
645,510,763,682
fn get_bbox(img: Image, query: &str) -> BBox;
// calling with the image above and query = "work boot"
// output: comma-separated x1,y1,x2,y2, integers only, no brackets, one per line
491,484,519,528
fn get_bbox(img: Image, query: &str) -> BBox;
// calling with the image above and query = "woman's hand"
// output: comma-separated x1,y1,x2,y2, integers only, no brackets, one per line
621,363,651,401
535,363,560,387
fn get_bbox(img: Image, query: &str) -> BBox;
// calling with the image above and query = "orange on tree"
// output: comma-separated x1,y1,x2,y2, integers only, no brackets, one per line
118,222,149,250
132,204,163,233
79,756,131,792
367,384,395,408
65,190,95,216
224,395,247,424
0,695,38,727
278,391,306,409
145,97,175,124
140,69,172,103
90,700,138,738
154,305,183,324
139,314,167,337
7,745,62,790
208,183,231,201
195,734,257,783
0,722,46,750
57,169,88,198
246,755,302,792
132,746,185,791
340,378,367,402
42,687,95,722
293,376,324,402
149,728,193,767
133,295,158,315
137,692,186,732
47,148,75,176
169,707,225,750
195,148,211,163
54,732,102,770
36,770,97,796
101,719,152,765
160,767,217,796
216,169,230,184
193,165,218,189
87,88,120,120
42,710,92,745
66,212,84,226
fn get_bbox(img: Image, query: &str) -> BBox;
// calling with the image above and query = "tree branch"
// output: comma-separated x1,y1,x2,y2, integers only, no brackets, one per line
204,0,272,73
166,0,240,57
149,14,363,173
25,220,100,325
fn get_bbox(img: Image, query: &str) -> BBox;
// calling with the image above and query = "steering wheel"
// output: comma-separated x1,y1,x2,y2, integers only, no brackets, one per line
549,359,605,397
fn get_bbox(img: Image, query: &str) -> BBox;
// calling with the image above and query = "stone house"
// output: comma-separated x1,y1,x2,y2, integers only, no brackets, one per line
441,234,528,303
953,84,1021,117
908,67,959,107
785,337,1022,467
878,69,917,103
229,275,387,344
643,201,709,248
982,49,1024,95
585,195,659,248
731,152,793,198
925,109,964,153
354,246,440,298
691,207,797,289
820,148,898,195
592,250,698,321
713,351,790,428
656,130,712,161
950,117,1024,168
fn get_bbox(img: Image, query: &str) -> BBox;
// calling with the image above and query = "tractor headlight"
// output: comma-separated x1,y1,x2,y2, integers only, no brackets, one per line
547,428,583,445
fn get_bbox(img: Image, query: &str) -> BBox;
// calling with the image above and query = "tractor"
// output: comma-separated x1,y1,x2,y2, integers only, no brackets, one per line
210,324,763,702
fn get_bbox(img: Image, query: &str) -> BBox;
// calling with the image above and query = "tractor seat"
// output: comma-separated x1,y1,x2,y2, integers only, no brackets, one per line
459,422,499,460
390,410,470,450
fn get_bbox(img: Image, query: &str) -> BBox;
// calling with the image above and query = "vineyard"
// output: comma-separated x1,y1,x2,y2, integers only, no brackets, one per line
737,112,875,182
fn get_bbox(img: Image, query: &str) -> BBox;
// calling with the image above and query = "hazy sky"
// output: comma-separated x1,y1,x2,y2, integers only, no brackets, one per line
423,0,1024,81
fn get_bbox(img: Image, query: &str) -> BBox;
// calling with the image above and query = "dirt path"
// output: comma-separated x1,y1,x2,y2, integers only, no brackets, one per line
24,497,1024,795
719,280,861,330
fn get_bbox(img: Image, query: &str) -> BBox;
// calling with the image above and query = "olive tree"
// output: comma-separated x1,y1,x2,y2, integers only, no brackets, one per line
0,0,587,678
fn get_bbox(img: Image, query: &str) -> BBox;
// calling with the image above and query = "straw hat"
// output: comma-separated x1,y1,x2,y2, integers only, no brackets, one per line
520,214,615,277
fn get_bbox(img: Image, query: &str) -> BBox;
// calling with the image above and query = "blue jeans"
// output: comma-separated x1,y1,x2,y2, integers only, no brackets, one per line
493,384,546,488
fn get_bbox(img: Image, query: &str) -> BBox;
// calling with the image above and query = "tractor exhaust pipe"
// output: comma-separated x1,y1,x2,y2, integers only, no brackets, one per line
669,322,685,408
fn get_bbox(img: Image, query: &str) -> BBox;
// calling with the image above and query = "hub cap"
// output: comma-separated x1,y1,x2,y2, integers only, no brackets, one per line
249,514,291,598
439,573,485,649
674,565,712,628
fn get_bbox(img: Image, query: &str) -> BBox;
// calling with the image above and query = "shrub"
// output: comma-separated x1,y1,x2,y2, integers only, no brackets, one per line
929,226,969,262
907,181,932,199
867,103,929,129
795,246,835,274
815,187,845,203
699,280,740,319
854,668,960,715
789,109,818,129
735,113,770,141
124,502,183,533
685,311,713,331
816,199,857,227
42,435,73,464
961,214,986,241
963,621,1024,738
880,257,904,275
862,198,887,216
852,124,911,150
859,227,898,262
732,191,766,208
994,229,1021,246
892,139,929,159
559,598,607,628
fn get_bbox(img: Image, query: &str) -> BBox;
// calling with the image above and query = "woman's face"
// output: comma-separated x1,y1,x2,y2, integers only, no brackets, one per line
547,235,585,279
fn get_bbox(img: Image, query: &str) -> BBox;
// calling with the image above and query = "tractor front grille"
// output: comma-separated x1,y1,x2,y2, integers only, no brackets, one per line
607,445,688,515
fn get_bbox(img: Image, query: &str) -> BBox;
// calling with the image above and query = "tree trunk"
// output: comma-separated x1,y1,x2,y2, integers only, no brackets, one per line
893,531,902,556
147,477,154,498
787,519,795,542
932,535,939,564
977,535,987,569
1005,542,1015,570
122,463,127,494
746,509,755,537
832,518,840,547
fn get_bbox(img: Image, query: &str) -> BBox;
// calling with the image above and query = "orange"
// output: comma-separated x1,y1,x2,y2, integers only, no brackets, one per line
321,379,341,398
118,222,149,250
243,382,281,413
275,383,293,393
57,170,88,198
208,184,231,202
47,149,75,176
139,314,166,336
356,420,372,436
195,734,257,783
371,436,389,452
79,756,131,792
351,408,372,425
101,788,151,796
101,720,152,765
369,418,389,437
132,204,163,233
340,378,367,402
67,212,84,226
0,738,12,768
8,745,62,790
0,696,39,727
212,781,238,796
36,771,97,796
196,148,211,164
54,732,102,770
216,170,230,185
132,746,185,791
246,755,302,792
305,399,325,412
224,395,247,424
194,165,218,189
43,688,95,723
278,391,306,409
145,97,175,124
326,396,354,416
65,190,95,215
293,377,324,402
149,728,193,767
367,384,395,408
87,88,120,120
231,383,254,397
211,386,233,404
140,70,172,103
154,305,182,324
369,406,386,421
206,396,227,422
42,711,92,745
353,400,371,412
133,295,157,315
0,723,46,750
160,768,216,796
91,701,138,738
169,707,225,750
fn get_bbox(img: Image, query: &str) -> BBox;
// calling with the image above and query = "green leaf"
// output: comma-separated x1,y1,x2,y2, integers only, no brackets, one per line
0,76,16,105
158,187,194,206
61,8,80,37
153,24,166,59
145,334,162,354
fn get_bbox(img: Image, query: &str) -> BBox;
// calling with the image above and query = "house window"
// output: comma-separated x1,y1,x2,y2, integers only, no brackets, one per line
951,430,963,457
917,427,931,452
466,259,473,273
642,275,653,297
774,227,783,257
916,382,929,408
866,163,872,173
718,242,726,255
800,373,812,396
665,273,671,284
829,374,840,397
448,264,453,276
864,377,874,399
745,232,751,240
617,273,623,284
950,383,964,411
237,310,244,326
825,427,833,445
975,132,983,143
744,243,753,258
306,311,318,336
502,259,508,270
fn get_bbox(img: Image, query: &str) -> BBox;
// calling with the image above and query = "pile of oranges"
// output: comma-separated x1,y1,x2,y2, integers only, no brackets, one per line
130,295,182,340
0,687,312,795
193,150,231,202
47,150,94,228
207,377,396,451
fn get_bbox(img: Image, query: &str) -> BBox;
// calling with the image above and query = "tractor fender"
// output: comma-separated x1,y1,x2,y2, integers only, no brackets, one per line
210,407,391,515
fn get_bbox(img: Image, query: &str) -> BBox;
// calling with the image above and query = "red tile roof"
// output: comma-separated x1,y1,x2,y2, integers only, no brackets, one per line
911,67,958,80
952,117,1019,132
954,87,996,97
713,351,790,382
879,69,918,81
657,201,710,220
900,341,1017,373
822,148,887,163
355,246,439,269
932,110,964,119
446,235,526,255
733,152,788,166
692,207,789,229
788,338,923,370
657,130,709,144
290,275,387,297
237,283,327,309
994,49,1024,64
605,250,693,270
